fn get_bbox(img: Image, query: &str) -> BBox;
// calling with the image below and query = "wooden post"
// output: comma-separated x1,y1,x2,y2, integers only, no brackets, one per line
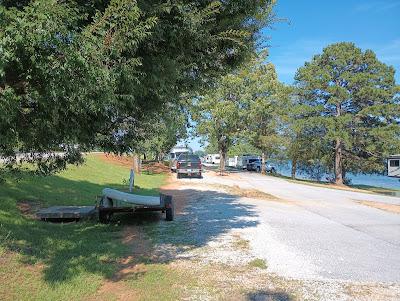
132,154,141,175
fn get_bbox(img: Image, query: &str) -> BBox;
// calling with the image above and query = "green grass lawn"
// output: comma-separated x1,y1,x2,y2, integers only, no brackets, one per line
0,154,166,301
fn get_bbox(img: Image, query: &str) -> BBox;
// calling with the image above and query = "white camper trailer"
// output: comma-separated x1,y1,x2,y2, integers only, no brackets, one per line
206,154,220,165
226,155,260,169
388,155,400,178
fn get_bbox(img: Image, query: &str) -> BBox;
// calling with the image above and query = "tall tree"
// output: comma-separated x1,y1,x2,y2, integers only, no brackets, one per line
242,56,289,174
193,81,244,174
0,0,276,175
139,104,188,161
193,54,287,175
294,42,400,185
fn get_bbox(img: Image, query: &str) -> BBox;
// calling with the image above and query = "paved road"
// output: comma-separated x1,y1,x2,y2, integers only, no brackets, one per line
194,171,400,283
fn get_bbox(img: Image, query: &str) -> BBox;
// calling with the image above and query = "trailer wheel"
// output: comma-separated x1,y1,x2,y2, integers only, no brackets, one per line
163,195,174,221
166,207,174,221
99,210,112,223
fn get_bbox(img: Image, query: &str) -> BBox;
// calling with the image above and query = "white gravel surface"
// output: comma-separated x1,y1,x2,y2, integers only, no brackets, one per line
153,171,400,299
180,171,400,283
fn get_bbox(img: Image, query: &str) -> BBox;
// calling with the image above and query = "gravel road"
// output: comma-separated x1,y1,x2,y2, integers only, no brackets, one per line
177,171,400,284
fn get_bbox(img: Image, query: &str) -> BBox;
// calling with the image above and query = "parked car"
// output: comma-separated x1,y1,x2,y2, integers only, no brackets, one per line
246,160,276,173
177,154,202,178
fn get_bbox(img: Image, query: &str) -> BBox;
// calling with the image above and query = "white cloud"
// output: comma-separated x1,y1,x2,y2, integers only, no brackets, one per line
355,1,400,12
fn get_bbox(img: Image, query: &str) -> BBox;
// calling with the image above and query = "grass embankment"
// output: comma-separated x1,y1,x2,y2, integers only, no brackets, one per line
0,154,166,301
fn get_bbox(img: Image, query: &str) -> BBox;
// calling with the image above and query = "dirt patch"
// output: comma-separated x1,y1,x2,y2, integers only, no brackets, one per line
344,283,400,301
199,183,286,203
356,200,400,214
16,200,42,219
97,153,133,168
159,174,191,214
142,162,170,174
207,169,243,180
88,226,151,301
230,185,279,200
96,153,170,174
232,233,250,250
90,174,192,300
87,280,138,301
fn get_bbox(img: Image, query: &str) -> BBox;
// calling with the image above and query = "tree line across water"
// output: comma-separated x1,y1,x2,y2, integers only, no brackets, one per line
0,1,399,185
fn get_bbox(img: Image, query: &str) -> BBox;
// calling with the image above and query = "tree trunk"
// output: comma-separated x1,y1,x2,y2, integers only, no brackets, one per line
219,149,226,176
261,151,266,175
335,138,343,185
132,154,141,174
334,103,343,185
291,157,297,179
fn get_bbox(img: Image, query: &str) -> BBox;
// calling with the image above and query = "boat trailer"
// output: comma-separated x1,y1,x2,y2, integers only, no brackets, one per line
97,188,174,223
37,188,174,223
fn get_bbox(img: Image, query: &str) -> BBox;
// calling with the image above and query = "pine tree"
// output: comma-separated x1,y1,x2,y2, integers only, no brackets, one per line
294,42,400,185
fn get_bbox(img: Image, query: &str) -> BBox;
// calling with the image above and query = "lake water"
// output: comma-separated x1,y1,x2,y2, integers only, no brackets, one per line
272,161,400,191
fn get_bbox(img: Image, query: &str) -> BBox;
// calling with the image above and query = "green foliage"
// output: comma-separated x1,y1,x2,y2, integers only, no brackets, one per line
192,67,248,171
194,53,288,173
0,0,276,175
194,149,206,157
293,42,400,183
227,141,260,156
240,54,289,160
139,105,188,160
248,258,268,269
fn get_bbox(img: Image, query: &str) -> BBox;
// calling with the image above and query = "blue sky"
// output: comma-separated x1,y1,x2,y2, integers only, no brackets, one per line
185,0,400,151
268,0,400,84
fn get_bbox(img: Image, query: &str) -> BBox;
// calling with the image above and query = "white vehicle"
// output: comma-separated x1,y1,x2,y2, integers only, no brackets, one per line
169,146,193,172
228,154,260,169
206,154,220,164
388,155,400,178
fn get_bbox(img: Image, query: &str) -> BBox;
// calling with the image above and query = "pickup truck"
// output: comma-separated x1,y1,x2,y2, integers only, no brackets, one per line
176,154,202,178
246,159,276,173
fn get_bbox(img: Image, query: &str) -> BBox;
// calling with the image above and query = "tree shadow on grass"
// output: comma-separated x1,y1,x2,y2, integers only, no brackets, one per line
0,172,161,285
0,173,260,285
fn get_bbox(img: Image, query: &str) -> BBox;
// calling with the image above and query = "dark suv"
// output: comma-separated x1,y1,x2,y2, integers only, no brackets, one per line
176,154,202,178
246,159,276,173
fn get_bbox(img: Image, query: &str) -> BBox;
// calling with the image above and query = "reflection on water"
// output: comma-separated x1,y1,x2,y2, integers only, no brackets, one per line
271,161,400,194
377,190,400,197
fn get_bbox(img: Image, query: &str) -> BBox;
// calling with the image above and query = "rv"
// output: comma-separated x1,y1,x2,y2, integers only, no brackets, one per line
169,146,193,172
388,155,400,178
206,154,220,165
228,155,260,169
